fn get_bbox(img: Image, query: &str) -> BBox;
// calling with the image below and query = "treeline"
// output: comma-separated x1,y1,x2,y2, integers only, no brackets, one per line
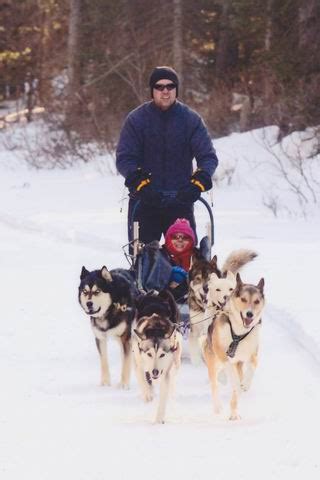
1,0,320,143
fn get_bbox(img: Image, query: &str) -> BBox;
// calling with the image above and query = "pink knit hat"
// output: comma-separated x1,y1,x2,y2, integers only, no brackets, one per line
165,218,196,245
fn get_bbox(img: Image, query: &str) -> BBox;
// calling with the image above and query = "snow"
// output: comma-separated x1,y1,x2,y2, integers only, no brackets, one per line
0,123,320,479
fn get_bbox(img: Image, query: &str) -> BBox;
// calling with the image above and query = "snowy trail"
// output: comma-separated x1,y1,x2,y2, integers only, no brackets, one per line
1,221,319,480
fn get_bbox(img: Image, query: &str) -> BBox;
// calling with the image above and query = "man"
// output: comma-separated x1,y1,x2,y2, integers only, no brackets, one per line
116,66,218,245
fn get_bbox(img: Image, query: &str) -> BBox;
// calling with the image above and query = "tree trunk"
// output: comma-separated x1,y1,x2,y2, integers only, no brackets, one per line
67,0,82,98
215,0,238,78
263,0,274,105
173,0,183,91
298,0,320,72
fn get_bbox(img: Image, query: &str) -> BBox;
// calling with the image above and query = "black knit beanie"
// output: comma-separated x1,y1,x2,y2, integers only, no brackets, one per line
149,66,179,97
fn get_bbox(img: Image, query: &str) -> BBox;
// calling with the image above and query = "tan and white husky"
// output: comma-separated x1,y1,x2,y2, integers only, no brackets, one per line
203,273,265,420
188,249,257,365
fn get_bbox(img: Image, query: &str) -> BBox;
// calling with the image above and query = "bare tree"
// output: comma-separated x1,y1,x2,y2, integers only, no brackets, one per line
215,0,238,78
67,0,82,98
298,0,320,72
173,0,183,89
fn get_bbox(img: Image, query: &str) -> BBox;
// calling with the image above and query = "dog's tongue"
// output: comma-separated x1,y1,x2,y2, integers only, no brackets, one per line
244,316,253,327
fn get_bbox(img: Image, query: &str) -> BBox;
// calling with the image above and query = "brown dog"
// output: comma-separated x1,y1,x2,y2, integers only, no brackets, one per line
188,249,257,365
203,273,265,420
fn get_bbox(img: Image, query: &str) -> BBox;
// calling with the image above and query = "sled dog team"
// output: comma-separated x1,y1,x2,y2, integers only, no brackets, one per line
78,249,265,424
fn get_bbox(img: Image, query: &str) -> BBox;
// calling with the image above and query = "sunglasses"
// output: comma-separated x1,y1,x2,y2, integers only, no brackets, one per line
172,234,190,241
153,83,176,92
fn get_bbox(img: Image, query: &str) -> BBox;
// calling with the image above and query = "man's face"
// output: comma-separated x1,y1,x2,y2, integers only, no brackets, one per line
152,80,177,111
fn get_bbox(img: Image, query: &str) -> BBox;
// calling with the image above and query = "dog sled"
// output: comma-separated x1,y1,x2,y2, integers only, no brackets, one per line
123,197,214,328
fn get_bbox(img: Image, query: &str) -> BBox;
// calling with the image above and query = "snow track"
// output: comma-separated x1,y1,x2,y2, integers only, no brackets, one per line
0,220,319,480
1,141,319,478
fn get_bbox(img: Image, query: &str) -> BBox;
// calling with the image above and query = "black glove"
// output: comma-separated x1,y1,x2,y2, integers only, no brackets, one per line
176,183,201,204
139,184,162,207
125,168,151,193
191,169,213,191
125,168,162,207
176,169,212,205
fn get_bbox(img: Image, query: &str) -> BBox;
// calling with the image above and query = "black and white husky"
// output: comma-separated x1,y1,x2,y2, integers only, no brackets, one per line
78,266,137,388
132,290,182,424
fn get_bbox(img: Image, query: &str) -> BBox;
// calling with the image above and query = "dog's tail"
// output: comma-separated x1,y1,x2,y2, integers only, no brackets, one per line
221,249,257,275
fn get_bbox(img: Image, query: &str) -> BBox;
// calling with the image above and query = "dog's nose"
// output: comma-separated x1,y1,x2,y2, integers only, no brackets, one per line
86,301,93,309
246,311,253,318
152,369,159,377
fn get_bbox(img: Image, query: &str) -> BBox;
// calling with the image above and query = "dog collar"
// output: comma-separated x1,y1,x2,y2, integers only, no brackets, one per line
226,318,261,358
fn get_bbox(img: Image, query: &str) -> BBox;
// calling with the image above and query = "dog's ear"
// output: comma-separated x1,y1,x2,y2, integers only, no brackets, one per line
210,255,218,267
234,272,243,296
226,271,236,284
209,255,222,277
210,272,219,282
236,272,242,284
257,278,265,293
134,329,146,340
159,289,179,324
164,324,175,339
80,266,89,280
101,266,112,282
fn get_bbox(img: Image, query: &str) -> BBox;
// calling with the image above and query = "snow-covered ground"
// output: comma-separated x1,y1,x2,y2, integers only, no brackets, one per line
0,124,319,479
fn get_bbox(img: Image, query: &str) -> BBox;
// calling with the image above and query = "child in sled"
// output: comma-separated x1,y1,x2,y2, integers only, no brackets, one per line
163,218,195,295
138,217,203,303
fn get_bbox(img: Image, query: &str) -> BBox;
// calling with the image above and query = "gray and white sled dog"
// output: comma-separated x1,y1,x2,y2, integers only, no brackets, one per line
188,249,257,365
78,266,137,388
132,290,182,424
202,273,265,420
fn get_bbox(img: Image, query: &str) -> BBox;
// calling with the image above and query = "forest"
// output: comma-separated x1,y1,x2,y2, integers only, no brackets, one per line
1,0,319,148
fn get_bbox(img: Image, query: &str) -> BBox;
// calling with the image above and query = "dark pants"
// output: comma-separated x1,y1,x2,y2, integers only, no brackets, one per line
128,199,197,245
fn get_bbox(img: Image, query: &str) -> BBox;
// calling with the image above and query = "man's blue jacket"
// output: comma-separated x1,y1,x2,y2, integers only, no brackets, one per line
116,100,218,192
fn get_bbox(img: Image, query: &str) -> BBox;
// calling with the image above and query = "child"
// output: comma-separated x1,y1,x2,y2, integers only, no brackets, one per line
163,218,196,293
138,218,196,299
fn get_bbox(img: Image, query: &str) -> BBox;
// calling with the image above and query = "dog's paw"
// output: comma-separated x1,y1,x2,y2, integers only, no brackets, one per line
154,417,165,424
143,392,153,402
117,382,130,390
229,413,241,421
100,379,111,386
241,376,253,392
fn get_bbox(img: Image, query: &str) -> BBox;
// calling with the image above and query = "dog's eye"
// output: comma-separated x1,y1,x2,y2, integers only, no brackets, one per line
159,353,165,358
216,288,221,292
254,299,260,305
82,289,88,296
241,297,247,303
229,288,233,292
93,290,100,296
147,353,153,358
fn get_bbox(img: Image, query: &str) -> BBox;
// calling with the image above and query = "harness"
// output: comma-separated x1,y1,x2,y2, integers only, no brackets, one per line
226,318,262,358
178,303,219,337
